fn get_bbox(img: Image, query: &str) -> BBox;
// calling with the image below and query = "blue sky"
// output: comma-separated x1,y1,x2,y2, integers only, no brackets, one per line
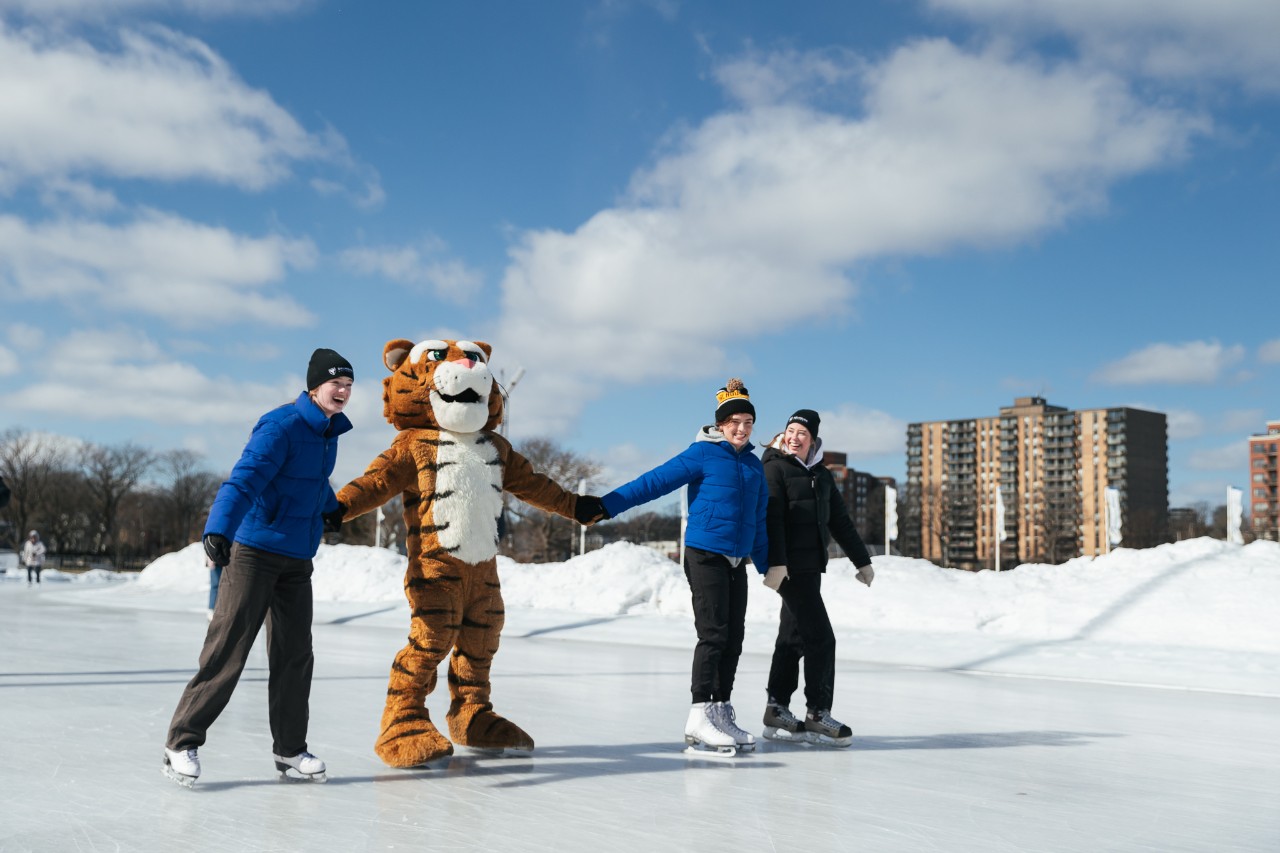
1,0,1277,511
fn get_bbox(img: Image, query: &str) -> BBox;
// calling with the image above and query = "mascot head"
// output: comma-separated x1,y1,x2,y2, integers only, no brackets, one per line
381,338,503,433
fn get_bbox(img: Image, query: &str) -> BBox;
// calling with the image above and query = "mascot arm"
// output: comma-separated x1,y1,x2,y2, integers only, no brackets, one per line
336,445,418,521
496,441,579,520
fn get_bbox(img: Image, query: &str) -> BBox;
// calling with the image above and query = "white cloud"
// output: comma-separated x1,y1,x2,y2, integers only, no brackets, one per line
1188,441,1247,472
6,322,44,349
1259,339,1280,363
0,344,17,375
7,328,295,426
1166,409,1204,440
0,23,373,195
1169,478,1234,506
495,41,1206,433
1093,340,1245,385
813,404,907,463
0,212,317,327
1219,409,1265,434
0,1,311,15
339,237,482,304
927,0,1280,92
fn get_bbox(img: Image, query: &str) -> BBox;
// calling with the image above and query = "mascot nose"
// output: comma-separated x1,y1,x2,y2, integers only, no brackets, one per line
452,357,476,369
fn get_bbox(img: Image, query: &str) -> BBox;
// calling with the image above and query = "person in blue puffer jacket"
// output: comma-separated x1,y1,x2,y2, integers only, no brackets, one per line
163,348,354,788
597,378,770,754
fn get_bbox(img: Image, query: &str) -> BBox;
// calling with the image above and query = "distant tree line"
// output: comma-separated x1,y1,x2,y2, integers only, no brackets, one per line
1,429,683,571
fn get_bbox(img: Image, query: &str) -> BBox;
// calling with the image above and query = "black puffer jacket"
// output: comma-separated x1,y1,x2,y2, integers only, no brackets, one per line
763,444,872,574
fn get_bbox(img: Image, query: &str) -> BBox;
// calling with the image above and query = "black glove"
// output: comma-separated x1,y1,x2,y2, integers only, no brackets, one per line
203,533,232,567
323,503,346,533
574,495,609,525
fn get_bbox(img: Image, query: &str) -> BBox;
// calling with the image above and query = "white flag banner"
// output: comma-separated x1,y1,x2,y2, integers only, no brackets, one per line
885,486,898,542
1105,487,1123,546
995,486,1008,542
1226,486,1244,545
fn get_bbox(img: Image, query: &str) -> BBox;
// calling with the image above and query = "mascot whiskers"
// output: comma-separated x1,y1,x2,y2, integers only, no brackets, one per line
336,338,603,767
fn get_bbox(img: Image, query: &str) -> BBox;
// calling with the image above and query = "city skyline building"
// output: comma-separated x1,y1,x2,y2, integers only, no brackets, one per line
905,397,1168,569
1248,419,1279,541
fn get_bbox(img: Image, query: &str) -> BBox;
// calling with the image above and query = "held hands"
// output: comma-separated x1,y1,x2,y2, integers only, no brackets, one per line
763,565,789,592
574,495,610,526
203,533,231,567
856,564,874,587
322,503,347,534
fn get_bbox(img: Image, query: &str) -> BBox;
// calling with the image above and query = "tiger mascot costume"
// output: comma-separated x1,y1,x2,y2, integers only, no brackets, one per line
335,338,601,767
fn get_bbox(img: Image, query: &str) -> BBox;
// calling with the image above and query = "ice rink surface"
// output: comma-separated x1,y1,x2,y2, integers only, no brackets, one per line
2,585,1276,853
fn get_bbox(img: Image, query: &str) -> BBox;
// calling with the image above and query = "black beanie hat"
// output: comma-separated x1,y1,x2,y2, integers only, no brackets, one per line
714,378,755,423
786,408,820,438
307,348,354,390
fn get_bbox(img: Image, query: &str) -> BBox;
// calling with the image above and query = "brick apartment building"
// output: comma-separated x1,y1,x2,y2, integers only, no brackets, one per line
1248,419,1280,541
904,397,1168,569
823,450,896,556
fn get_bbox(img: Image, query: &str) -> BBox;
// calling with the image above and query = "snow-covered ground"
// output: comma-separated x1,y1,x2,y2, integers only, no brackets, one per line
2,537,1277,852
63,535,1278,695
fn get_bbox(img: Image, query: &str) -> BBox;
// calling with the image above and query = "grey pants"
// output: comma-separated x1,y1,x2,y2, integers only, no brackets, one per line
167,543,315,757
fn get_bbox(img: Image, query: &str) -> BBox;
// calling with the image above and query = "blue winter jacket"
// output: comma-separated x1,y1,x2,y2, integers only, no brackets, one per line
204,392,353,560
602,427,770,572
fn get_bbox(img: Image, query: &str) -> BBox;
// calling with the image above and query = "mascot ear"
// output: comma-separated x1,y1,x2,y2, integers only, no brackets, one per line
474,341,493,361
384,339,414,371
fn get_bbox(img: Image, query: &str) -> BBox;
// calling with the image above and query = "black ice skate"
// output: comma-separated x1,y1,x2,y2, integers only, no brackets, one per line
804,709,853,748
762,701,808,743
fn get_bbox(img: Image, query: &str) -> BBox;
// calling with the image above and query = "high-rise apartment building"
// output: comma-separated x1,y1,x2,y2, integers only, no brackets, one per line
1248,420,1279,540
905,397,1168,568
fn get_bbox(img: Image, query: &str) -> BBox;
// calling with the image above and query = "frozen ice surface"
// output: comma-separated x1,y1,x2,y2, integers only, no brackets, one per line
1,538,1278,852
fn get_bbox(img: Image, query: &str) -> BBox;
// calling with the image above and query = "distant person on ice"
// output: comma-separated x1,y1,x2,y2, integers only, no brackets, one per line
759,409,873,748
594,378,770,755
21,530,46,585
162,348,355,788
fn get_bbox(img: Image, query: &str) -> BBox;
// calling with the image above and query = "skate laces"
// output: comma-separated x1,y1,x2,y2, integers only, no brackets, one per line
769,704,802,727
713,702,751,739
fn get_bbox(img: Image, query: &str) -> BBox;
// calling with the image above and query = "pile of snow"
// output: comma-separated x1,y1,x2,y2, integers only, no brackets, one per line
134,537,1280,656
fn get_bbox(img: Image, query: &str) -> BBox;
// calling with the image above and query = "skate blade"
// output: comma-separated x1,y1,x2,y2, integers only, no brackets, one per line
162,765,197,788
277,768,328,783
763,726,812,744
682,737,737,756
806,733,854,748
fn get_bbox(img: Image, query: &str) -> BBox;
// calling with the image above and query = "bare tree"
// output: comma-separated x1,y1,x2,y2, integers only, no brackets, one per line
0,429,69,549
501,437,601,562
155,450,223,551
81,442,155,563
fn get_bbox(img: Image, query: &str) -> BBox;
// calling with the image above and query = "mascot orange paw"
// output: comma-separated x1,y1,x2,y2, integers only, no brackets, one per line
448,702,535,752
374,711,455,768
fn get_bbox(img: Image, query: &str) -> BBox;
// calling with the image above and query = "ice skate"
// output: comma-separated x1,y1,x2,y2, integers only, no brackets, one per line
804,709,853,748
762,700,809,743
709,701,756,752
274,750,328,782
162,747,200,788
684,702,737,756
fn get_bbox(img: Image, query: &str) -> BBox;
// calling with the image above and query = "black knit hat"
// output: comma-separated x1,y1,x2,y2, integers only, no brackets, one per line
786,408,820,438
307,348,354,390
714,378,755,423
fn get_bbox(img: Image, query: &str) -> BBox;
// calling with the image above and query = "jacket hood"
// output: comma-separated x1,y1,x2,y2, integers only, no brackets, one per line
766,433,823,468
698,424,755,454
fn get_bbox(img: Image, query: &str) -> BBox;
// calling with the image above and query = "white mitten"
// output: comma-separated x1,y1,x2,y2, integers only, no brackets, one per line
763,565,789,592
856,564,874,587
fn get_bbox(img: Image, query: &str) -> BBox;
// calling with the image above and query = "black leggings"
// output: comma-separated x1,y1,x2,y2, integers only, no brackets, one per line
684,547,748,704
767,572,836,712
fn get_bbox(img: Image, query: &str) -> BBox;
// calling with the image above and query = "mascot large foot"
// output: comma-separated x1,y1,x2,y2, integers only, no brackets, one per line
448,701,535,753
374,708,455,768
